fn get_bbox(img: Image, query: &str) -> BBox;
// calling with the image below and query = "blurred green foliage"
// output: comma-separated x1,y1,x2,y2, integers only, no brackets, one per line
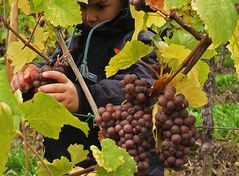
4,144,37,176
215,73,239,93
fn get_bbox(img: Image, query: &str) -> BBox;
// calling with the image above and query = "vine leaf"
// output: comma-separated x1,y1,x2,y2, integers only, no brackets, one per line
164,0,189,10
227,19,239,78
158,42,210,86
31,0,82,27
6,26,49,73
130,5,145,40
7,41,37,73
91,139,137,175
130,6,166,40
0,102,17,176
146,0,165,11
192,0,238,46
37,144,88,176
146,12,166,28
105,40,154,78
0,65,22,129
37,156,72,176
168,73,208,108
169,30,217,59
152,103,163,152
19,92,89,139
68,144,88,166
9,0,30,15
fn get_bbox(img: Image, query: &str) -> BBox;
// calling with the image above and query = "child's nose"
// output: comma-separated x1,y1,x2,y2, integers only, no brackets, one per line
86,9,98,26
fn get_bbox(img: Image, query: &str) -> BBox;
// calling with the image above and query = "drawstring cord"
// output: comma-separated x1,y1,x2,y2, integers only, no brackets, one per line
80,20,110,75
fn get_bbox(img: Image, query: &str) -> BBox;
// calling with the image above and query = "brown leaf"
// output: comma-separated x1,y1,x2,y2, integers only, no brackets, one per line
146,0,165,11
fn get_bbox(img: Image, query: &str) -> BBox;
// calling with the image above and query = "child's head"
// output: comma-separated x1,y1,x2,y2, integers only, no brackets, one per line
80,0,129,28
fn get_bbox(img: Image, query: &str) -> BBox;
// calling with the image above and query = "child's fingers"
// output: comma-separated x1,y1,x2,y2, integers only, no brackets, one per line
41,71,68,83
38,83,65,93
45,92,65,102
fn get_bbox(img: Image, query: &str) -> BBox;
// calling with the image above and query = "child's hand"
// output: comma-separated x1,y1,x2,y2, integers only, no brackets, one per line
38,71,80,113
10,64,38,93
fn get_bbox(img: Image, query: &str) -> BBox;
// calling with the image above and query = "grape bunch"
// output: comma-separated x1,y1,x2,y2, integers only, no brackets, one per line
95,74,154,173
24,65,64,91
120,74,150,105
155,86,197,169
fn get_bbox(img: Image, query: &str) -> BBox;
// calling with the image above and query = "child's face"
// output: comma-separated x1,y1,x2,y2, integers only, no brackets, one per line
80,0,122,28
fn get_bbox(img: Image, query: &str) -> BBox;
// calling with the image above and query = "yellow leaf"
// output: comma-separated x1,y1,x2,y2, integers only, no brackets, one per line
33,27,49,50
146,12,166,28
152,103,162,152
8,0,16,5
7,41,37,73
159,43,209,87
130,5,145,40
227,19,239,79
18,0,31,15
168,73,208,108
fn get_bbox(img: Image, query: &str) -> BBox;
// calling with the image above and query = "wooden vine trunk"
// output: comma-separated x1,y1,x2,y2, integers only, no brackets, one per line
201,58,215,176
6,0,19,82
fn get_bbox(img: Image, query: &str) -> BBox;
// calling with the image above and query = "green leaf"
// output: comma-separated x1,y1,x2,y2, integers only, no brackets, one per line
0,65,22,128
164,0,189,10
19,93,89,139
170,30,217,59
0,102,17,176
36,0,82,27
105,40,154,78
91,139,137,175
192,0,238,46
37,157,72,176
68,144,88,166
38,144,89,176
0,27,7,44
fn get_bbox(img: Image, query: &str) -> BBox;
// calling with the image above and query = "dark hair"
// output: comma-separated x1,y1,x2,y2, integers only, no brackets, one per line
121,0,129,8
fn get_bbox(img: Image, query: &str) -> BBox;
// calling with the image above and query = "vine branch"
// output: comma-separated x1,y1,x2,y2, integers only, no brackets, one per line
67,165,96,176
52,27,100,119
17,131,54,176
22,12,44,50
158,34,211,91
0,16,49,62
21,121,29,176
159,10,203,41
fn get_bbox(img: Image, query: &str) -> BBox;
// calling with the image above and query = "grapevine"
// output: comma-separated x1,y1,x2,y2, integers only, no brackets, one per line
96,74,197,174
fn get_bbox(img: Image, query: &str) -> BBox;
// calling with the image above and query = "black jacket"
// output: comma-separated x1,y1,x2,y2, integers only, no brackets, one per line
43,8,164,175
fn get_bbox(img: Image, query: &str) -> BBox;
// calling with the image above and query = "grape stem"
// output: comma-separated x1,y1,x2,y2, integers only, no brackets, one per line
52,26,100,119
66,165,96,176
139,59,160,78
22,12,44,50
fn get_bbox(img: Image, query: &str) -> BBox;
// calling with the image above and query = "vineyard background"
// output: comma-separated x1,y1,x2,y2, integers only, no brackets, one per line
1,0,239,176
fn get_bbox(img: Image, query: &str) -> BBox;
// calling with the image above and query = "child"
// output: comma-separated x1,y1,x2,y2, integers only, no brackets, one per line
11,0,164,175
